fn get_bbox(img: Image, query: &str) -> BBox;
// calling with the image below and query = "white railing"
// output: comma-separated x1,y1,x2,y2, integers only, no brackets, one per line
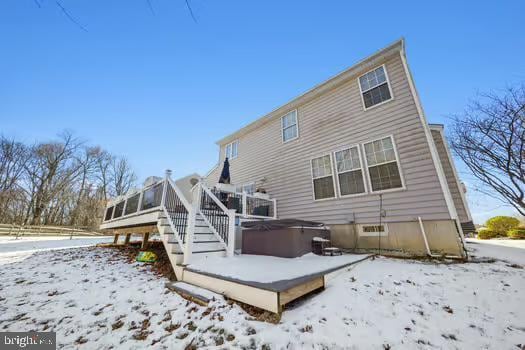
102,179,165,223
101,172,238,262
197,182,236,257
208,188,277,220
162,176,192,252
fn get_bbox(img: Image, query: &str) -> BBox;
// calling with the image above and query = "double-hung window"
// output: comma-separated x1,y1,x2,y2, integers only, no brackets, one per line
225,140,239,159
358,65,392,109
334,146,366,196
363,136,403,192
281,110,298,142
311,155,336,200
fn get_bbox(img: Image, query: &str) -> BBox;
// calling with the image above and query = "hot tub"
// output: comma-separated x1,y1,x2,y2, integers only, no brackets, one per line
241,219,330,258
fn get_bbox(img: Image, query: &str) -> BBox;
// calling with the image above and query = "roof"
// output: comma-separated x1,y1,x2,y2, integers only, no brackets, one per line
216,38,406,145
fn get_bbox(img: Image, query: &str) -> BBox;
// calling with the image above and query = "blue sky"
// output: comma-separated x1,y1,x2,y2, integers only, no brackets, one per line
1,0,524,223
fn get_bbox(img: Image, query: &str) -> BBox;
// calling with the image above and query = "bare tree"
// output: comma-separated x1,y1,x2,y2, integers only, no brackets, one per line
450,85,525,216
0,136,30,222
0,131,139,228
94,150,113,201
23,131,84,224
110,157,137,197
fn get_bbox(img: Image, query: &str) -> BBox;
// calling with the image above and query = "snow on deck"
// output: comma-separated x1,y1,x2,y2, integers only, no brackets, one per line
186,253,370,291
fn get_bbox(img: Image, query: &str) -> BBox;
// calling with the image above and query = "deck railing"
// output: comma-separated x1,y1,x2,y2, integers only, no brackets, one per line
164,178,190,244
102,179,166,224
210,188,277,219
198,183,235,255
101,173,277,262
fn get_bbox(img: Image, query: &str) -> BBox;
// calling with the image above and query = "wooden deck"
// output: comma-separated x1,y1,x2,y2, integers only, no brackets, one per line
177,254,371,313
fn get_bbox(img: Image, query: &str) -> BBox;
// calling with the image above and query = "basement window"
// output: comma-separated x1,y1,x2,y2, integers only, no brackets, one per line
358,224,388,237
358,65,393,109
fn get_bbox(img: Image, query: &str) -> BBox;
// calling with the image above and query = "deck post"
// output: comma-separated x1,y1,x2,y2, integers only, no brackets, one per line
272,198,277,219
113,234,120,244
142,232,150,249
124,233,131,245
227,209,236,257
161,169,172,208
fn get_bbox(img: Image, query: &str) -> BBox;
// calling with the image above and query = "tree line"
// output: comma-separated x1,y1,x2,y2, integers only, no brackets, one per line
0,131,137,228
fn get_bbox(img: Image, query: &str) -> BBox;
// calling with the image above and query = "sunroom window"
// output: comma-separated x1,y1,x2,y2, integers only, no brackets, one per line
281,110,298,142
363,136,403,192
311,155,335,200
359,65,392,109
334,146,366,196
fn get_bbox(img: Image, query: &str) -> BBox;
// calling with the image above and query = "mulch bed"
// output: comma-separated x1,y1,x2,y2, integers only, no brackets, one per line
99,241,176,281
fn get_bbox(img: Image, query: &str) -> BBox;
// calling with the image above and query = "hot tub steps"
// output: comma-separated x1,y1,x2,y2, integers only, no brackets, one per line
165,281,220,306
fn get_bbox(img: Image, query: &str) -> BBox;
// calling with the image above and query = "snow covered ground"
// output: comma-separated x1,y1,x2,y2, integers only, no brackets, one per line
0,238,524,349
466,238,525,265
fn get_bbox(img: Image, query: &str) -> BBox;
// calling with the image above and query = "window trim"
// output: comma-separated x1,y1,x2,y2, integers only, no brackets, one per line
281,109,299,144
357,64,394,111
310,153,337,202
358,224,389,237
333,144,368,198
361,134,406,194
224,140,239,160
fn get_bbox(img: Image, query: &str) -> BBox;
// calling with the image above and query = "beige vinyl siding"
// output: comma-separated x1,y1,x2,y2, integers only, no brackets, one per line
207,52,451,225
431,129,470,222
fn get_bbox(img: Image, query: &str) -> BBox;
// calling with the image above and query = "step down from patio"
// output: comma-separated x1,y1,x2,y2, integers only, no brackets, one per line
165,281,221,306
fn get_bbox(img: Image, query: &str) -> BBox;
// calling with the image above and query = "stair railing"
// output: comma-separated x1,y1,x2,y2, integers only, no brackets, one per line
196,181,236,257
160,171,192,254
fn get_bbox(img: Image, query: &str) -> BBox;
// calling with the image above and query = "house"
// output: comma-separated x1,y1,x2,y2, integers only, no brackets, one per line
99,39,473,312
205,38,473,258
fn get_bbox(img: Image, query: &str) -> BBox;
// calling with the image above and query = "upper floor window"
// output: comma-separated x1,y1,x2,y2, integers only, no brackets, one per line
358,65,392,109
363,136,403,192
225,140,239,159
311,154,336,200
334,146,366,196
281,110,298,143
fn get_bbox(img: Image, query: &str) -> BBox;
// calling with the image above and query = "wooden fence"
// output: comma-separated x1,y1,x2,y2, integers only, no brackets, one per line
0,223,108,239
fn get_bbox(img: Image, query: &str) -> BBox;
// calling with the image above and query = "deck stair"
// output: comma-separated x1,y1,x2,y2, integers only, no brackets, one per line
165,281,220,306
157,212,226,265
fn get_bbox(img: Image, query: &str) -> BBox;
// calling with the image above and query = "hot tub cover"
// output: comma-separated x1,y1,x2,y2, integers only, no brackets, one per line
241,219,325,230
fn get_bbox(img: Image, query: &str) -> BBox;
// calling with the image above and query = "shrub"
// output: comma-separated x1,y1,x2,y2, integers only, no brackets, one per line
508,228,525,239
486,216,520,236
477,229,498,240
